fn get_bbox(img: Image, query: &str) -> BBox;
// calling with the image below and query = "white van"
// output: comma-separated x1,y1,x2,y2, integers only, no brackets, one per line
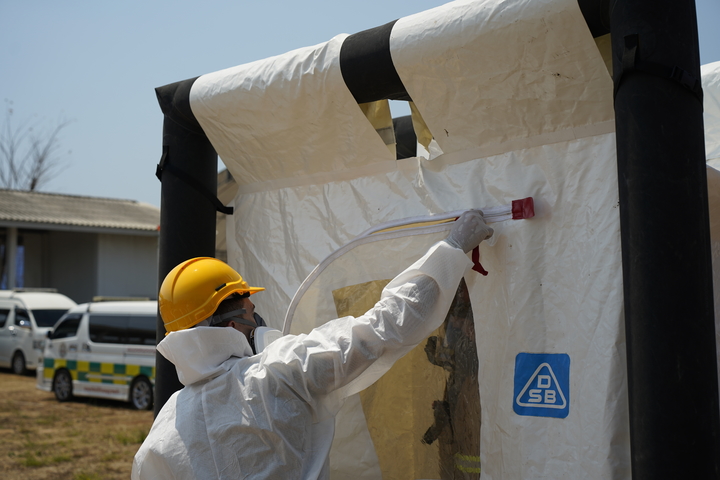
0,290,77,375
36,301,157,410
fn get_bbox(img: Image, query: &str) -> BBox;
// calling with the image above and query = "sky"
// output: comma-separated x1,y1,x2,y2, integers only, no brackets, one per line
1,0,719,208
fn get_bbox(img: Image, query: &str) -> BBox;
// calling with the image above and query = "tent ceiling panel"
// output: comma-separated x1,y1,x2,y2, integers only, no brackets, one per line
390,0,614,156
189,35,395,189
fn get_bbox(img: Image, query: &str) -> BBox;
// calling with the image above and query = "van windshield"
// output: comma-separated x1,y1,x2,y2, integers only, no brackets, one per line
33,309,71,327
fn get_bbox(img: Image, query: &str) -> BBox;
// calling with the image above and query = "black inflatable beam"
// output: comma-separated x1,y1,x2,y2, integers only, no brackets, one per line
340,20,412,104
154,78,219,417
611,0,720,478
577,0,611,38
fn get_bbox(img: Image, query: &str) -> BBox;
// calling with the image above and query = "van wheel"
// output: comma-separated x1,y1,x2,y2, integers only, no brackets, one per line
130,377,153,410
53,369,73,402
11,351,27,375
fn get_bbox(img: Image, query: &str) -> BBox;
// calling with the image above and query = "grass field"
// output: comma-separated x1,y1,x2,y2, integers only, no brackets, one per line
0,369,154,480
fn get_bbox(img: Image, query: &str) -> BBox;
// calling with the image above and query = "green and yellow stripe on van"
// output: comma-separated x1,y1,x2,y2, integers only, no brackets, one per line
43,358,155,385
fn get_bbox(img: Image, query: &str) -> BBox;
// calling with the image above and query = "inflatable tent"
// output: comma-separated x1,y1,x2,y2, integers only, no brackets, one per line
153,0,719,478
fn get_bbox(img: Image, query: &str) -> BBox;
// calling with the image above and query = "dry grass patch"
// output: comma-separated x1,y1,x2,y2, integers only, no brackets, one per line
0,369,153,480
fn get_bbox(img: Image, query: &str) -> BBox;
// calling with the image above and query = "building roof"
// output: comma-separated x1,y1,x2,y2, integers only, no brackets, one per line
0,189,160,234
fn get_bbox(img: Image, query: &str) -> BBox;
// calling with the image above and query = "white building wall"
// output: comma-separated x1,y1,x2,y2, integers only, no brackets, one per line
96,234,158,299
48,231,98,303
18,230,45,288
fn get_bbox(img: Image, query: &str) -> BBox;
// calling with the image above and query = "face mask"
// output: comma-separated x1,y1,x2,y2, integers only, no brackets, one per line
252,327,282,353
247,313,271,354
253,312,267,327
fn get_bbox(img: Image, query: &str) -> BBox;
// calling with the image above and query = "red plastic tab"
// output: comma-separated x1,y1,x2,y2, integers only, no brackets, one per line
512,197,535,220
472,246,488,276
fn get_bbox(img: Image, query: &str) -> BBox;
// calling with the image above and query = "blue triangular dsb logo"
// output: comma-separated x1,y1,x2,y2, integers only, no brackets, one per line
516,363,566,408
514,353,570,418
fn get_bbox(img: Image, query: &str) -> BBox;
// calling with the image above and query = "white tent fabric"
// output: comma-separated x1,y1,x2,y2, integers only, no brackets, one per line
703,62,720,392
704,62,720,168
186,0,718,478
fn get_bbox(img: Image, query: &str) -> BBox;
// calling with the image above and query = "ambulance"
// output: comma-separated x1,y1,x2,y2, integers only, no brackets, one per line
0,290,76,375
37,301,157,410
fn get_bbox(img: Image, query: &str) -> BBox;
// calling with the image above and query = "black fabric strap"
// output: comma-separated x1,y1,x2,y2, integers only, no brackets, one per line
614,34,703,105
156,146,234,215
210,308,258,328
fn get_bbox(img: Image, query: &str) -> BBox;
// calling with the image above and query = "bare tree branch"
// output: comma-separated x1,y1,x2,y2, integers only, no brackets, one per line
0,100,72,191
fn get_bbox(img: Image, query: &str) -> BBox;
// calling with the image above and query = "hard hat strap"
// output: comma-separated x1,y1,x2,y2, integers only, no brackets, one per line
209,308,257,328
230,317,258,328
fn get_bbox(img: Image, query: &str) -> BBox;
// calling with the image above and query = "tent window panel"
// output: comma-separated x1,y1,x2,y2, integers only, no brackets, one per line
333,279,391,319
332,278,481,480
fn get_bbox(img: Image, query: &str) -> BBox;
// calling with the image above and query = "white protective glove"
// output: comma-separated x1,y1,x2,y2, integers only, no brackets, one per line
444,210,494,253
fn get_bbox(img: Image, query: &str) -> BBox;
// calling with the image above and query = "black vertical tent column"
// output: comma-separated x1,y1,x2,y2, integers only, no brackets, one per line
154,78,219,416
611,1,720,478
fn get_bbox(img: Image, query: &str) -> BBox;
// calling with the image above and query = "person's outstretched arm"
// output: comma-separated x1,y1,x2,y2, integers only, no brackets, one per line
263,210,493,399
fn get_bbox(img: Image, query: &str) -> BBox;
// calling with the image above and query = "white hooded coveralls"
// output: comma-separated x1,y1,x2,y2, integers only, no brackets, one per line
132,241,473,479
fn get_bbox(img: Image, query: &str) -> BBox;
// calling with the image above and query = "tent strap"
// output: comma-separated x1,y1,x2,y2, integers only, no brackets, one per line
156,145,234,215
614,33,703,104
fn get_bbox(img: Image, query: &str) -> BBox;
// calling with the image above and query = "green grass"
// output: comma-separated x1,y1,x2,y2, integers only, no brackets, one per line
0,401,20,414
74,473,103,480
17,437,73,467
101,452,121,462
0,369,155,478
36,414,60,425
114,428,148,445
51,454,73,463
21,453,47,467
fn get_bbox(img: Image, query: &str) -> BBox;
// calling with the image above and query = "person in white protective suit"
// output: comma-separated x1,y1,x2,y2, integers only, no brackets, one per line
132,210,493,480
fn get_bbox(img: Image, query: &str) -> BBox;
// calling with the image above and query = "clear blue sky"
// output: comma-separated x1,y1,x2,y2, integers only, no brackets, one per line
2,0,719,208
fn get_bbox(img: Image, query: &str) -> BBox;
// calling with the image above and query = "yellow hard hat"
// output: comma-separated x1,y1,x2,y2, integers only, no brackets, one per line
159,257,264,333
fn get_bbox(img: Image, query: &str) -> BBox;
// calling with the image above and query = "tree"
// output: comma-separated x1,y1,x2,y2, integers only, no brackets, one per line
0,100,71,191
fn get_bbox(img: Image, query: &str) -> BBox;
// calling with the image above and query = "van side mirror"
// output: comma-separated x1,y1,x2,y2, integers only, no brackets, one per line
46,330,52,339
